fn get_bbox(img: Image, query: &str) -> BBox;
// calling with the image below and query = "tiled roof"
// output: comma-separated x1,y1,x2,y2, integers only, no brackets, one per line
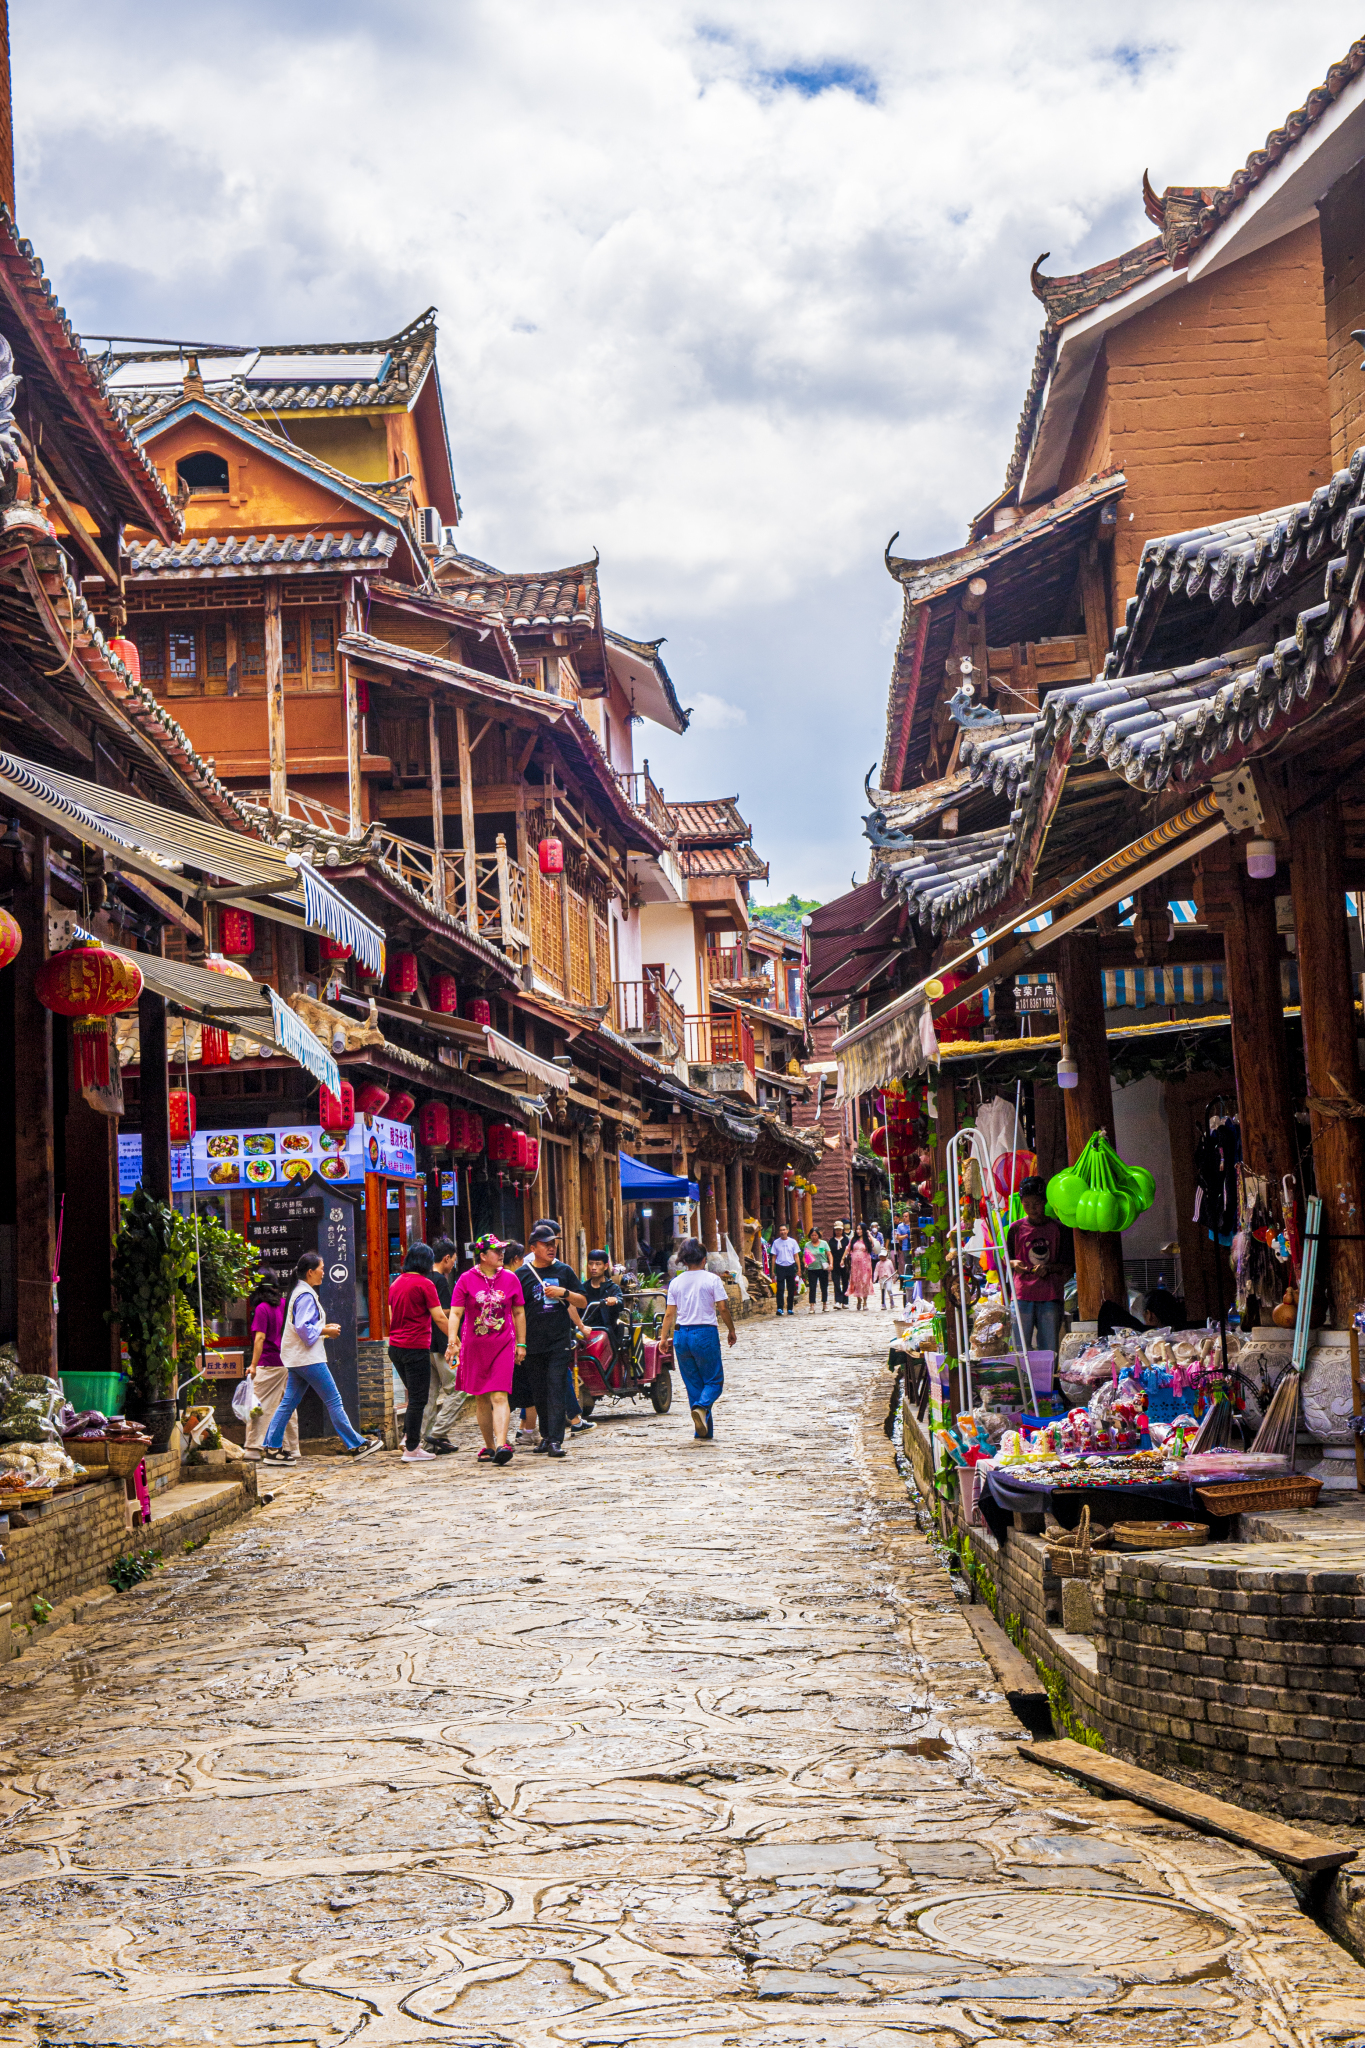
667,797,751,844
126,530,399,579
433,556,600,634
106,308,439,428
0,208,179,539
604,628,689,734
678,843,769,882
1029,237,1169,325
863,769,976,848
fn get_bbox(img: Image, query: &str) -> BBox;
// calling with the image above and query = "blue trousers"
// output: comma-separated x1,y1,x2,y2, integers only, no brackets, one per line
263,1358,365,1452
1017,1298,1063,1354
674,1325,724,1434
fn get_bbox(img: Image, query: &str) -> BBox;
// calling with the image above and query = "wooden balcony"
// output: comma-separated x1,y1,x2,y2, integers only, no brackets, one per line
685,1010,755,1078
614,972,685,1060
705,943,773,1001
614,765,673,839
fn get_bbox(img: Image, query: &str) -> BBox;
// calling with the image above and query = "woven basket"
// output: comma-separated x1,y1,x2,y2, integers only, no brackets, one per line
1195,1475,1323,1518
105,1438,151,1480
1111,1520,1210,1551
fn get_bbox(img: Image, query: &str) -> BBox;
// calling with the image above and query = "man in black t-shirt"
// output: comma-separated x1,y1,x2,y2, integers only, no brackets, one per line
582,1249,629,1380
515,1224,586,1457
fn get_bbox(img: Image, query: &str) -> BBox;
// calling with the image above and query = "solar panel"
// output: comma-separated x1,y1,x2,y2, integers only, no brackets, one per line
246,351,390,386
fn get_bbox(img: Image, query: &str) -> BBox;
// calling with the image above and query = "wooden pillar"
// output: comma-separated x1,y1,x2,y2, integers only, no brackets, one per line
428,699,446,910
1290,788,1365,1322
343,577,363,836
586,894,599,1007
743,1161,758,1249
264,578,287,817
701,1169,718,1253
138,970,171,1206
456,703,477,927
1057,931,1126,1317
715,1157,730,1249
64,1076,119,1373
1223,862,1295,1183
728,1156,744,1257
14,831,53,1373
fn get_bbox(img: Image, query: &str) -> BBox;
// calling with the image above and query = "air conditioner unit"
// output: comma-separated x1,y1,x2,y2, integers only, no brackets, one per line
415,505,441,550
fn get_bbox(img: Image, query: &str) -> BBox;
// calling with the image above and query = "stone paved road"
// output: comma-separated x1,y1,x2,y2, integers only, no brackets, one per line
1,1307,1364,2046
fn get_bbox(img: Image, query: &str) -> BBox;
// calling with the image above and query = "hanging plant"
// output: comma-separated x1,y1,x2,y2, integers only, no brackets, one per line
108,1187,180,1398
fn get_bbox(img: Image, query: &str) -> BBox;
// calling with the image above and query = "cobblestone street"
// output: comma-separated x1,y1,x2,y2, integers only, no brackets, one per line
1,1311,1364,2046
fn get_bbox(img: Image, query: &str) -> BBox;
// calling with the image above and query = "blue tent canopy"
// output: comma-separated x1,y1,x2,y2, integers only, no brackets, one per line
619,1149,699,1203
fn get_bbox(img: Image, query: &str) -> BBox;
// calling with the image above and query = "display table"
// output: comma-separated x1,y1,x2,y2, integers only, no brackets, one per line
978,1465,1201,1541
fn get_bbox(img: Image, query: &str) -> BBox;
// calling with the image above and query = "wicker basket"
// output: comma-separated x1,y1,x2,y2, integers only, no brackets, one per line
1195,1475,1323,1518
105,1438,151,1480
1111,1520,1210,1551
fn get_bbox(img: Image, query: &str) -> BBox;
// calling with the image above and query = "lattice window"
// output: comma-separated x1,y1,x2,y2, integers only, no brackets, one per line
241,618,266,680
567,886,591,1005
206,620,227,682
133,621,164,683
282,614,301,675
529,865,564,991
310,612,335,678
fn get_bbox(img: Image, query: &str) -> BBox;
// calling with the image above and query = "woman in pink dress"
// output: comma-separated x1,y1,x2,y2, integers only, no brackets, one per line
451,1234,526,1465
848,1229,875,1311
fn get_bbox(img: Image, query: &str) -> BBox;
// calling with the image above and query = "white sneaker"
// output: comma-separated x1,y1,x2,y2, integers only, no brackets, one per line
400,1446,437,1463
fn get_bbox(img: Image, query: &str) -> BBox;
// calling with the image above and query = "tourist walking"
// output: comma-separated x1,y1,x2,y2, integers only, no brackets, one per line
421,1236,462,1455
451,1234,526,1466
261,1252,380,1462
515,1224,586,1458
829,1222,852,1308
659,1236,737,1441
804,1227,831,1312
770,1221,800,1315
848,1228,874,1311
243,1268,298,1462
387,1242,451,1464
874,1245,897,1309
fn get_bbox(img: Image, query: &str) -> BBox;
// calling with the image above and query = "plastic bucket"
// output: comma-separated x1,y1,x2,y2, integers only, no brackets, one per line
60,1371,128,1417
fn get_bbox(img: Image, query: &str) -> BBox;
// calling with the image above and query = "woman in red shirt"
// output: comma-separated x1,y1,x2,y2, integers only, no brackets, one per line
388,1243,450,1464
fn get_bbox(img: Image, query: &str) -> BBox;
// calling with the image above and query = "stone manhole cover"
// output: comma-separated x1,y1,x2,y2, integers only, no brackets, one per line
918,1888,1230,1983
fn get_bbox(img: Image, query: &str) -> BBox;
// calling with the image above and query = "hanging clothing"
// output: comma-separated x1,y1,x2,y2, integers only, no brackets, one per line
1193,1115,1241,1241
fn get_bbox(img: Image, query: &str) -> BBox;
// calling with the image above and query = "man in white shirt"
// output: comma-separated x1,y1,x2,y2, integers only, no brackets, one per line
770,1222,801,1317
659,1238,736,1441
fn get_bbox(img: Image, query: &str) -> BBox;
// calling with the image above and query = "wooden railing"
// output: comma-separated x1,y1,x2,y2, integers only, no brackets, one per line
613,765,672,838
614,973,685,1057
685,1010,755,1075
368,828,528,957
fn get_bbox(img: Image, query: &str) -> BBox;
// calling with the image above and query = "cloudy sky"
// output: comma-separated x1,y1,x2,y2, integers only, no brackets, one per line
12,4,1363,900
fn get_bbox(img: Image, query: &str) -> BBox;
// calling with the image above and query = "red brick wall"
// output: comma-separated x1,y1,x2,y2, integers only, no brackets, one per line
1320,163,1365,474
793,1016,857,1234
1104,222,1330,607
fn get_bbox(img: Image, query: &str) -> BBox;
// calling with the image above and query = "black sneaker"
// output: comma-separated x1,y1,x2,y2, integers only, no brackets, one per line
569,1418,595,1433
350,1435,383,1460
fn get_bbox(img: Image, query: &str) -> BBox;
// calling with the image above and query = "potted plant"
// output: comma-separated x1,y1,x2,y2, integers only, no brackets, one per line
109,1187,180,1449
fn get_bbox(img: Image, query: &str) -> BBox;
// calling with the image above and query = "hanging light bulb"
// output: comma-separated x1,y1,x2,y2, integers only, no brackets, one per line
1057,1051,1079,1089
1246,837,1276,879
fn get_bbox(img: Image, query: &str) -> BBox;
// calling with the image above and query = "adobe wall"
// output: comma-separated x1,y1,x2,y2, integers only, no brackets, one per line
1320,162,1365,474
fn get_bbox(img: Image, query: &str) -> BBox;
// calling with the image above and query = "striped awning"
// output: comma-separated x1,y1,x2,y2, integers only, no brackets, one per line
0,751,384,974
1102,963,1225,1010
109,946,340,1096
482,1027,563,1096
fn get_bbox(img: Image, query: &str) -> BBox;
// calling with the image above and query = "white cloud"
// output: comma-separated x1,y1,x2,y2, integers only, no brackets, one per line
685,693,747,733
12,0,1362,897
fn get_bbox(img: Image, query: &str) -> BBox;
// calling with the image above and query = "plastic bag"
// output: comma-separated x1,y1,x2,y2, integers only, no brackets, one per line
0,1374,64,1442
231,1379,262,1423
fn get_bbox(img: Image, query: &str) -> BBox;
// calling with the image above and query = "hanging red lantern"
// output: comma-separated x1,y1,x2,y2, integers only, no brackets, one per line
538,837,564,876
200,1025,231,1067
108,635,141,681
447,1105,468,1156
465,1110,485,1154
319,1082,355,1132
428,972,458,1014
219,907,256,958
35,943,143,1090
355,1082,390,1116
387,1090,415,1124
936,970,984,1041
464,997,491,1027
168,1089,197,1143
417,1100,452,1148
523,1134,540,1177
487,1122,510,1165
388,952,419,995
0,909,21,973
322,937,353,963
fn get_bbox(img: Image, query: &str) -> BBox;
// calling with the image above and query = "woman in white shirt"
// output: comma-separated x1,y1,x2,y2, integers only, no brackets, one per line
659,1238,737,1442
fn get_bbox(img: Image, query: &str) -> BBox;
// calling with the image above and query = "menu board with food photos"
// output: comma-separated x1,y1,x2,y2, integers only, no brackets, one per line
249,1177,360,1438
118,1114,417,1196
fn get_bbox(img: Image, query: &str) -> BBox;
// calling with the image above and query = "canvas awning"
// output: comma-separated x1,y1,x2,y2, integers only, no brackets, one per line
0,751,384,973
803,882,906,1022
482,1027,565,1095
619,1150,699,1203
108,945,340,1096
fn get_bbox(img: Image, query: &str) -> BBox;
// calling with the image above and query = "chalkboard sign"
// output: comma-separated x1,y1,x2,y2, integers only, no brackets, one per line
247,1173,360,1440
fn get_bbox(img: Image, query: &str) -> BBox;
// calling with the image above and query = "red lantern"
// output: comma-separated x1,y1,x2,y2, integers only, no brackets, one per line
108,635,141,681
464,997,491,1028
169,1089,196,1143
388,952,418,995
322,938,353,963
447,1105,468,1155
0,909,21,972
523,1134,540,1177
219,908,255,958
487,1122,510,1165
355,1083,390,1116
869,1124,888,1157
465,1110,484,1154
387,1091,415,1124
429,972,458,1014
417,1100,451,1148
320,1082,355,1132
937,970,984,1041
538,837,564,876
35,943,143,1090
200,1025,231,1067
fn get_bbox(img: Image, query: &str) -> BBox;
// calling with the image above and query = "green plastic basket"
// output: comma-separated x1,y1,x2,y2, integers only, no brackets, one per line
60,1371,128,1418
